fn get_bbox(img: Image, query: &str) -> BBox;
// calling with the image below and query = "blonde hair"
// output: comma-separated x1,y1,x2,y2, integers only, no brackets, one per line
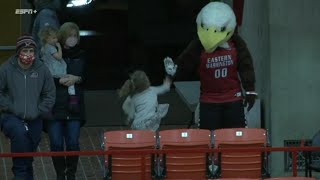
38,26,58,45
119,70,150,97
59,22,80,45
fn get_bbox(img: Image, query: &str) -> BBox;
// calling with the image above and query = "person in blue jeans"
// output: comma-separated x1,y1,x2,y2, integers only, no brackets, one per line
48,22,86,180
0,34,56,180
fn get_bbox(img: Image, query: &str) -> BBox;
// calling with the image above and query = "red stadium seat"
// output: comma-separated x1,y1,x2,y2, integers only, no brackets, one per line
213,128,268,178
103,130,156,180
159,129,212,179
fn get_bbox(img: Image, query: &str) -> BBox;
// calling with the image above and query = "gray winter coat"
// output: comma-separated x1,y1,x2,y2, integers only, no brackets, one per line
0,56,56,120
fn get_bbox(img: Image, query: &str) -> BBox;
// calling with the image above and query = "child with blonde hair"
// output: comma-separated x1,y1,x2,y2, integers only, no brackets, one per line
119,70,171,131
39,25,75,95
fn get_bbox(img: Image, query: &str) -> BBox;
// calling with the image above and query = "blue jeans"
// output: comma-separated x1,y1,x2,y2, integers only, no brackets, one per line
47,120,80,178
48,120,80,151
0,113,42,180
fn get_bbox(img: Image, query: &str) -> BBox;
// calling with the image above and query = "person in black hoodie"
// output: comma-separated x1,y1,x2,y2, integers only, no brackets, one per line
30,0,61,47
0,34,56,180
47,22,86,180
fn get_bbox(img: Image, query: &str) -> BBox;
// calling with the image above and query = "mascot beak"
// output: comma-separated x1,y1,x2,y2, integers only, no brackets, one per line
197,25,234,53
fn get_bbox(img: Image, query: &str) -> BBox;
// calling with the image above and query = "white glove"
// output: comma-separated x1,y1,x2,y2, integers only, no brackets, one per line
163,57,177,76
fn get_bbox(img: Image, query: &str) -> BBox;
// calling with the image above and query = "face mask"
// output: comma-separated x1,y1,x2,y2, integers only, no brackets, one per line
65,37,78,47
19,53,35,65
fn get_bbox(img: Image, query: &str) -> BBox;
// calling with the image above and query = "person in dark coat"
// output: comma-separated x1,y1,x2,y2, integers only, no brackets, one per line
48,22,86,180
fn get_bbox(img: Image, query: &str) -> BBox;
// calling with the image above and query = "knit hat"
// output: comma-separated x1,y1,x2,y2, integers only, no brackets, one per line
16,34,37,54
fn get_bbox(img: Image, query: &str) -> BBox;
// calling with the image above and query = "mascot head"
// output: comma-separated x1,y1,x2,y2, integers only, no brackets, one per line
196,2,236,53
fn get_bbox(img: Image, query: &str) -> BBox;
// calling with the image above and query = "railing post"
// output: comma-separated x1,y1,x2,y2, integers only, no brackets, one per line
141,155,146,180
292,151,297,177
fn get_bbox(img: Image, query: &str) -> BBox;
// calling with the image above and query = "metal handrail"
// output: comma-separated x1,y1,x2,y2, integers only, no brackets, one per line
1,145,319,179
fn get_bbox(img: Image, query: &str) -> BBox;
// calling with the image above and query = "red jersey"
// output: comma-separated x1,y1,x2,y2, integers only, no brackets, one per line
199,41,243,103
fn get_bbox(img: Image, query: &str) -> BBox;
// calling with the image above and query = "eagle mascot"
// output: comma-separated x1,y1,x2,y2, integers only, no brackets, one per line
164,1,257,130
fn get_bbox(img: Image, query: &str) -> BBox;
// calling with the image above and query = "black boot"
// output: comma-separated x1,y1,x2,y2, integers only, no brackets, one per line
52,156,66,180
66,156,79,180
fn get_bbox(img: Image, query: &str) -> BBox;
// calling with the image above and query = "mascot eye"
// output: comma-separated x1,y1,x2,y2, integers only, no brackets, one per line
201,22,205,28
221,26,226,32
201,22,209,31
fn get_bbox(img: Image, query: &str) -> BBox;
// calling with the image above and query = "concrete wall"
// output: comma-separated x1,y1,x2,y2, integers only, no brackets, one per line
240,0,270,128
242,0,320,176
269,0,320,176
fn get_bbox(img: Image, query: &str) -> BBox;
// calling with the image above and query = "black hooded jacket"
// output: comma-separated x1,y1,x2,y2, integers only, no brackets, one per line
52,45,87,125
